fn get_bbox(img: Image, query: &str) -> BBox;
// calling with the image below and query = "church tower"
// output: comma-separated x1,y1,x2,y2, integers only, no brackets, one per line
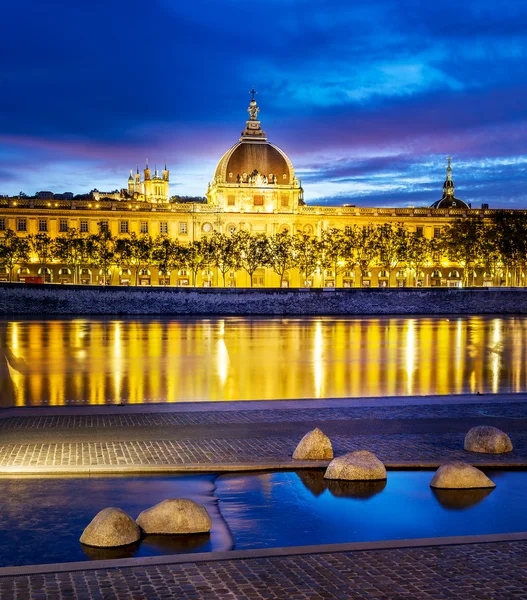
143,159,152,200
134,166,142,195
128,170,134,195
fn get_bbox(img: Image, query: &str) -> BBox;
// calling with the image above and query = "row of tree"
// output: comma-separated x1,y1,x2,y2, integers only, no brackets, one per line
1,213,527,286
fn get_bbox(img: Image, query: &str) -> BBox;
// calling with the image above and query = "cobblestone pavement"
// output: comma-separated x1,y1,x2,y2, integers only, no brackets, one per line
1,541,526,599
0,401,526,469
0,432,526,468
1,401,526,430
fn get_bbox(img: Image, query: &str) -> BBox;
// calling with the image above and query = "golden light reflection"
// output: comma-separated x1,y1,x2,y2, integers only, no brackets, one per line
0,316,525,406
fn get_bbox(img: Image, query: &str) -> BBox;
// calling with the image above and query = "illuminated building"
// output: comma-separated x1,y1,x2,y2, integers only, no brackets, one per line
0,92,510,287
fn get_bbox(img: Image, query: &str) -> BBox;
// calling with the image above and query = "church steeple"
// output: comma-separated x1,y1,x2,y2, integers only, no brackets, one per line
240,88,267,141
443,156,455,197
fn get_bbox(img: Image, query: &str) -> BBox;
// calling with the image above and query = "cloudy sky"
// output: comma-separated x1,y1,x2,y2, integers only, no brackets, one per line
0,0,526,207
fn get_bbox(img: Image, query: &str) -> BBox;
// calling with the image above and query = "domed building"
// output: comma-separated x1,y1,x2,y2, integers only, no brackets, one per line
207,91,304,213
430,156,469,209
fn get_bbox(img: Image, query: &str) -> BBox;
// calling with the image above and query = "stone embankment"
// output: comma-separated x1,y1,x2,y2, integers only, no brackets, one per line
1,283,527,315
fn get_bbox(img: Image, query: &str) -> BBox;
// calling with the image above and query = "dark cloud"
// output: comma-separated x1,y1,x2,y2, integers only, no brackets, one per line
0,0,525,205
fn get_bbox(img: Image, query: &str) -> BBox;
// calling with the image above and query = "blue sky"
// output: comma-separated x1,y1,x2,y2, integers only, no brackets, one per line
0,0,526,207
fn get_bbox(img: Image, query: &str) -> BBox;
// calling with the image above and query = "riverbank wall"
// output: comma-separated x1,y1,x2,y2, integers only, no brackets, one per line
0,283,526,315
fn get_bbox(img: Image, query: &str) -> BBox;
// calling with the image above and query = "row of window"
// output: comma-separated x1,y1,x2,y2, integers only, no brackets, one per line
227,195,290,207
0,219,189,235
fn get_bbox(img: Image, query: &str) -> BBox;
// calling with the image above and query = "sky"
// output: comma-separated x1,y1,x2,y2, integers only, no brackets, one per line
0,0,526,208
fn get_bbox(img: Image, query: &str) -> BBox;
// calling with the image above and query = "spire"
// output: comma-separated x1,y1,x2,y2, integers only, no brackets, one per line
128,169,133,181
136,164,139,175
240,88,267,141
443,156,455,196
145,158,149,169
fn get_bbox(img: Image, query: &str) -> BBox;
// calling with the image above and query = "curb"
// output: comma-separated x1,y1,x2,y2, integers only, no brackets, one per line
1,460,526,476
0,532,526,578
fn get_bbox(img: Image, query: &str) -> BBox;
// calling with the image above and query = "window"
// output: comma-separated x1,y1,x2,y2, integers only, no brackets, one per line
80,220,89,233
253,195,264,206
140,221,148,234
179,222,187,235
17,219,27,232
120,221,129,234
281,194,289,207
160,222,168,234
39,219,47,232
344,226,352,235
59,219,68,232
99,221,109,232
0,219,6,231
227,223,236,234
416,226,423,237
434,227,441,238
227,195,235,206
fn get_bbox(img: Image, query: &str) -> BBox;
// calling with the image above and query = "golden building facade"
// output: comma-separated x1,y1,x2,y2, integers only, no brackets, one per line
0,95,503,288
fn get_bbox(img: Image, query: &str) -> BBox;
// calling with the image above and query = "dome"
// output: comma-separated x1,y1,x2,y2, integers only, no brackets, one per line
214,140,294,185
430,156,469,209
213,91,295,185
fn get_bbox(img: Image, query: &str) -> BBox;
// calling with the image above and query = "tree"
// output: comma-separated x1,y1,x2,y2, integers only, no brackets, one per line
209,231,239,287
267,231,295,287
375,224,407,286
404,232,431,286
29,232,54,281
115,233,153,285
346,225,378,287
0,229,30,282
441,218,486,286
52,228,87,284
187,239,213,287
86,226,115,285
293,232,320,287
151,236,174,285
318,228,352,287
233,230,270,287
490,212,527,286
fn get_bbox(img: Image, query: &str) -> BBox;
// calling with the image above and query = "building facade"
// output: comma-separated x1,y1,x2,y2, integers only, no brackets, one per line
0,95,510,288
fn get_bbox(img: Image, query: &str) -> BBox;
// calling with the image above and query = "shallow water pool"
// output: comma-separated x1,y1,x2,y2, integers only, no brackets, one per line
0,470,524,567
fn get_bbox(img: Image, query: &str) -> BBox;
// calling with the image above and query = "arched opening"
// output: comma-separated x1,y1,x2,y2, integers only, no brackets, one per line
342,270,355,288
138,268,151,286
79,268,92,285
158,270,171,287
17,267,30,282
377,269,389,288
119,268,131,286
396,270,407,288
38,267,52,283
202,269,213,287
58,267,72,284
448,270,462,288
178,269,190,287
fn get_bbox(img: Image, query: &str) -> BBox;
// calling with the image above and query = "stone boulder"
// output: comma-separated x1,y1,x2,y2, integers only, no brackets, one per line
292,428,333,460
324,450,386,481
430,462,496,489
80,507,141,548
136,499,212,535
464,426,513,454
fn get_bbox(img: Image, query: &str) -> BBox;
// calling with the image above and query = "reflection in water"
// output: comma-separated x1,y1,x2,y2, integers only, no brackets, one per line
2,316,527,406
297,470,387,499
431,488,495,511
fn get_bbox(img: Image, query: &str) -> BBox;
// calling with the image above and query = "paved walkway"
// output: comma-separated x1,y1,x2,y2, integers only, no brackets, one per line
0,398,526,472
0,395,526,599
1,539,526,599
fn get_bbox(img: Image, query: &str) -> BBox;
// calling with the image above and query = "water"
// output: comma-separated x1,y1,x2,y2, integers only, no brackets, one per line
0,470,524,567
1,315,527,407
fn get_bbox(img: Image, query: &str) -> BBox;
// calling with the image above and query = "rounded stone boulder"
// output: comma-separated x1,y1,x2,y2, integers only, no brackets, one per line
430,462,496,489
464,426,513,454
136,499,212,535
292,428,333,460
80,507,141,548
324,450,387,481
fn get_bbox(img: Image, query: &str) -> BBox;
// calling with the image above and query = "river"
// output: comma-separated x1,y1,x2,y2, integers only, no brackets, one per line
0,315,525,406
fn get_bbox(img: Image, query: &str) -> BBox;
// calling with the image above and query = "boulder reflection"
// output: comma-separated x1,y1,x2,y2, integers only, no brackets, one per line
297,470,387,500
81,541,141,561
431,487,494,510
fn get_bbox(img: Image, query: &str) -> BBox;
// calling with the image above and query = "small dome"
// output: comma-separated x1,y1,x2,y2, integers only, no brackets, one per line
431,196,469,209
214,140,294,184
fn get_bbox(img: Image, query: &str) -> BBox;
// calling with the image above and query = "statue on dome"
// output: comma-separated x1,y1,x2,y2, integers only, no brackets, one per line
248,101,260,120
